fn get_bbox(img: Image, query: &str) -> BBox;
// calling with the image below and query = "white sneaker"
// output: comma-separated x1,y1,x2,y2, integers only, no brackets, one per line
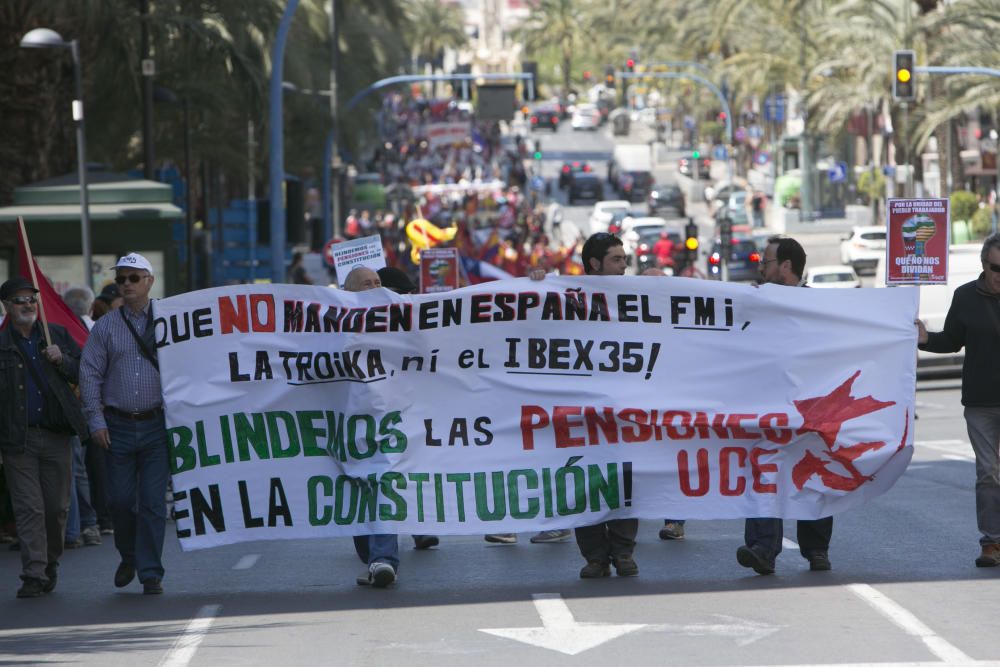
369,562,396,588
530,529,571,544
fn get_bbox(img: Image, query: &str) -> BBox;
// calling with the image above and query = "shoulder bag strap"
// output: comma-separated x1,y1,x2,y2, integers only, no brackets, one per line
120,307,160,371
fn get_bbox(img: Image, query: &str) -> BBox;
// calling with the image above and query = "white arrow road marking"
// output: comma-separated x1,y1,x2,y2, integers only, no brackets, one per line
478,593,646,656
641,614,781,646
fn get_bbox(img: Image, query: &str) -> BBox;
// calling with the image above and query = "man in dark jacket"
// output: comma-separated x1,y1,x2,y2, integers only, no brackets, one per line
0,277,88,598
737,236,834,575
918,232,1000,567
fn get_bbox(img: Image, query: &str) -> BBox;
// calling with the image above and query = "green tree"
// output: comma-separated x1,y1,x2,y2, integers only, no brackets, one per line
406,0,467,97
518,0,595,95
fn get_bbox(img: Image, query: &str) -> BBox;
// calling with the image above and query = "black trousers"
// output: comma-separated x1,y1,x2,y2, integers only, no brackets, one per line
575,519,638,563
745,517,833,561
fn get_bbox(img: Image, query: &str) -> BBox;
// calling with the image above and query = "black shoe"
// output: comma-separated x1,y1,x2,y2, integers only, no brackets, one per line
613,554,639,577
579,560,611,578
808,553,832,571
142,579,164,595
42,565,58,594
114,561,136,588
16,576,45,599
413,535,439,550
736,546,775,575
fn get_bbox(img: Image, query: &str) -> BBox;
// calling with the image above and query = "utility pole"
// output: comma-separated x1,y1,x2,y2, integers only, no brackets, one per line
328,0,341,240
139,0,154,179
797,0,812,222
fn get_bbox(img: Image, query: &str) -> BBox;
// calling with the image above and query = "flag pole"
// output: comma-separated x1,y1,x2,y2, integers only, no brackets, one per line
17,217,52,347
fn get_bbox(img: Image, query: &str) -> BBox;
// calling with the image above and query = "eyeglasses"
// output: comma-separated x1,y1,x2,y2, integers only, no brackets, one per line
8,295,38,306
759,258,777,267
987,261,1000,273
115,274,147,285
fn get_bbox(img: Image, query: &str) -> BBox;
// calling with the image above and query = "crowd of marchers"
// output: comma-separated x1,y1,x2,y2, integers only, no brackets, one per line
1,231,998,596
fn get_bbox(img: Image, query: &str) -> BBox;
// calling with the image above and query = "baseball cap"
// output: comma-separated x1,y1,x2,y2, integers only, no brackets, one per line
0,277,39,301
113,252,154,275
377,267,417,294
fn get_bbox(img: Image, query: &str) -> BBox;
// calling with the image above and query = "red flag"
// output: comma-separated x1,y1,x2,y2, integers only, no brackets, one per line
16,222,89,349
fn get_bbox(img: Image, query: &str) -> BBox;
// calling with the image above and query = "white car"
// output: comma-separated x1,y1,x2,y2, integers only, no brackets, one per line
571,104,601,131
588,200,631,235
620,216,671,258
804,265,861,288
840,225,886,274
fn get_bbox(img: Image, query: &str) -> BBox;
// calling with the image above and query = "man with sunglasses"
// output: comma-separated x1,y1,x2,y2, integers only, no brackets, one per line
736,236,835,575
917,232,1000,567
80,253,168,595
0,277,89,598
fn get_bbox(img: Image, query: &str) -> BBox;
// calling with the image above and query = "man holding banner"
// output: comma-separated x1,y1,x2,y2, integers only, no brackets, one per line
0,277,88,598
737,236,834,575
80,253,168,595
343,266,400,587
917,232,1000,567
573,233,640,578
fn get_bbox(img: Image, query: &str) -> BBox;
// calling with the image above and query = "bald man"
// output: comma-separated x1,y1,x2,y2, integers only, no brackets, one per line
342,266,381,292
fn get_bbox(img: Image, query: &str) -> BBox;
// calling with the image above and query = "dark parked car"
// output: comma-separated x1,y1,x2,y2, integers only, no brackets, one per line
678,154,712,179
707,238,761,282
530,106,561,131
647,184,685,217
559,160,592,189
617,170,653,202
568,173,603,204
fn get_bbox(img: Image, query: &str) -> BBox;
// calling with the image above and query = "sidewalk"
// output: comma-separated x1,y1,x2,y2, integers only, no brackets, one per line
767,204,874,235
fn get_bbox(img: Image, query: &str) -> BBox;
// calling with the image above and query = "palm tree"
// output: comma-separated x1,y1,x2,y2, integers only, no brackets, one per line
518,0,596,95
406,0,467,97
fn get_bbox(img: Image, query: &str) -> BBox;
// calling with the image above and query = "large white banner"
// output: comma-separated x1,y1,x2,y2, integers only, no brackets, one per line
154,278,919,550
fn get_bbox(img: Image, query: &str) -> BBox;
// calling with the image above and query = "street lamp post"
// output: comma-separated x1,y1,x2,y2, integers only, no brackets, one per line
20,28,93,291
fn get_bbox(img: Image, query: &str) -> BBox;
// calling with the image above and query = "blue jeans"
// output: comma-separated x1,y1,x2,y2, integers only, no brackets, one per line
65,438,96,541
353,534,400,569
104,412,169,583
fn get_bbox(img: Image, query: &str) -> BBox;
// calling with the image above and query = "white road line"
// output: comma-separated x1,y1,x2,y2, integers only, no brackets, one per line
847,584,973,664
916,441,974,461
158,604,221,667
942,454,974,462
233,554,260,570
727,662,998,667
782,537,798,551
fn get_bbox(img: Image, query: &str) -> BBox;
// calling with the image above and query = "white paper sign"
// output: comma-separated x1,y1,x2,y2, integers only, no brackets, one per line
330,235,385,286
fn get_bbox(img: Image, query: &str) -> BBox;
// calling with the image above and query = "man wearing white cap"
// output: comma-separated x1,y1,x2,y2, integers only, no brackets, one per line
80,252,168,595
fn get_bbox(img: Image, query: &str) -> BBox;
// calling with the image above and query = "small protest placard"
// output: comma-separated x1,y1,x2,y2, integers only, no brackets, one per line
331,235,386,286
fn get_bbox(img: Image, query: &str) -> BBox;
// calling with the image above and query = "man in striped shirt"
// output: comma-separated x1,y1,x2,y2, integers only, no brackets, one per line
80,253,168,595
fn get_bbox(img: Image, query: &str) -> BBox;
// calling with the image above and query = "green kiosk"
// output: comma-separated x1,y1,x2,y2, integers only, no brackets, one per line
0,173,185,297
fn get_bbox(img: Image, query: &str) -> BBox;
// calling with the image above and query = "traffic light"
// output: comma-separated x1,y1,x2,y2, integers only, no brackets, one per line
533,139,542,161
691,150,700,159
893,50,916,101
684,220,699,266
521,60,538,102
452,64,472,101
604,65,615,89
583,70,591,82
625,58,635,73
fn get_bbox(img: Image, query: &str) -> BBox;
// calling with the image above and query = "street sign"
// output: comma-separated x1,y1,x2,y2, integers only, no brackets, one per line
828,161,848,183
735,127,747,142
713,145,728,160
763,94,785,123
754,150,771,166
748,125,763,139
